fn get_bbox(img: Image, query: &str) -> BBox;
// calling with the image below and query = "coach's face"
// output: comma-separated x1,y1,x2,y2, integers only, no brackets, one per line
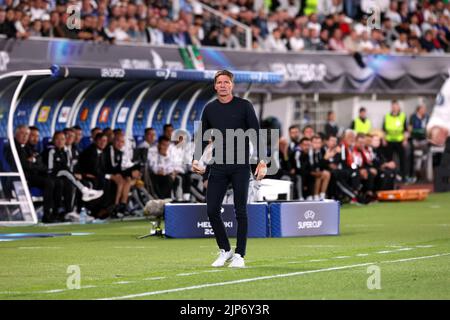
214,75,234,98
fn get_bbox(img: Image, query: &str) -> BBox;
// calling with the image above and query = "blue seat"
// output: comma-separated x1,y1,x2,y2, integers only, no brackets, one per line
30,187,44,198
134,135,144,146
79,136,92,151
0,138,12,172
42,137,52,151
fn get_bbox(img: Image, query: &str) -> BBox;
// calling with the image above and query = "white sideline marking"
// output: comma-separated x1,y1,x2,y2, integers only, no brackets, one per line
115,281,133,284
415,245,434,248
39,285,97,293
39,289,66,293
356,254,369,257
144,277,166,281
113,246,152,249
177,272,199,276
333,256,350,259
98,253,450,300
308,259,328,262
377,251,394,254
18,247,62,250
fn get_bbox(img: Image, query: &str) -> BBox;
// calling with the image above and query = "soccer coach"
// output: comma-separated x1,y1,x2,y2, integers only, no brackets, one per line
192,70,267,268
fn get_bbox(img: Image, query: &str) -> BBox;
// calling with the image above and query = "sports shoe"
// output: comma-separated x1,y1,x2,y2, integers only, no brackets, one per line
81,187,104,202
211,249,233,267
228,253,245,268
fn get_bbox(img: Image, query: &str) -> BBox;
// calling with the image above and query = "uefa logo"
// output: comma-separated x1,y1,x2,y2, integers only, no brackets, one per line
304,210,316,220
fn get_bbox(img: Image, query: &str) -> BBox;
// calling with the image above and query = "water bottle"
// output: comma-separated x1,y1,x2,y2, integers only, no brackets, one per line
79,207,87,224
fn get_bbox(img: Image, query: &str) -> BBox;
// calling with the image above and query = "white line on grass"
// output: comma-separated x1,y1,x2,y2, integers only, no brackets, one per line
98,252,450,300
18,247,62,250
143,277,166,281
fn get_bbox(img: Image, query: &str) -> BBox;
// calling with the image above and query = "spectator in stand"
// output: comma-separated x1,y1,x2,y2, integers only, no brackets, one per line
329,28,347,52
343,29,360,52
393,32,411,53
289,27,305,51
218,25,241,49
2,0,450,54
265,27,287,51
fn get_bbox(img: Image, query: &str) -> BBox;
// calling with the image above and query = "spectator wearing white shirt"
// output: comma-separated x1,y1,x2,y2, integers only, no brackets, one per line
30,0,48,22
360,0,389,15
146,17,165,45
114,16,130,42
329,28,347,52
280,0,301,18
14,13,30,39
307,13,321,34
385,1,402,26
265,27,287,52
393,32,410,53
317,0,344,17
359,30,376,53
289,27,305,51
218,26,241,49
343,30,360,52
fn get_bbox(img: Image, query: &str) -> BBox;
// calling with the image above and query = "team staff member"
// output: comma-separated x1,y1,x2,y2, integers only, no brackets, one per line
350,107,372,135
104,132,140,215
13,125,57,222
192,70,267,268
44,131,102,220
383,100,409,181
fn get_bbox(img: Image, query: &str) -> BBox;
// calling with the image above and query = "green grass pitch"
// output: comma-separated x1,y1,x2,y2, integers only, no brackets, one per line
0,193,449,300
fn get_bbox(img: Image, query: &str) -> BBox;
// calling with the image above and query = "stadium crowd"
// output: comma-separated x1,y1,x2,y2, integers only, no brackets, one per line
6,98,430,223
0,0,450,54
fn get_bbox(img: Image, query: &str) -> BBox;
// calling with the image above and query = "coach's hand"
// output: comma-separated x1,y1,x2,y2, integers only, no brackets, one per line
254,160,267,181
192,160,205,175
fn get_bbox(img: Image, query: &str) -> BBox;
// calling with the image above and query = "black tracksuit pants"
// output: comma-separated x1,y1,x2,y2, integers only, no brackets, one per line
206,164,250,257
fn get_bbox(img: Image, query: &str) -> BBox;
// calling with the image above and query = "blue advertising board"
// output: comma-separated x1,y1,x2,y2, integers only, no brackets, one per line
165,203,269,238
270,200,340,237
